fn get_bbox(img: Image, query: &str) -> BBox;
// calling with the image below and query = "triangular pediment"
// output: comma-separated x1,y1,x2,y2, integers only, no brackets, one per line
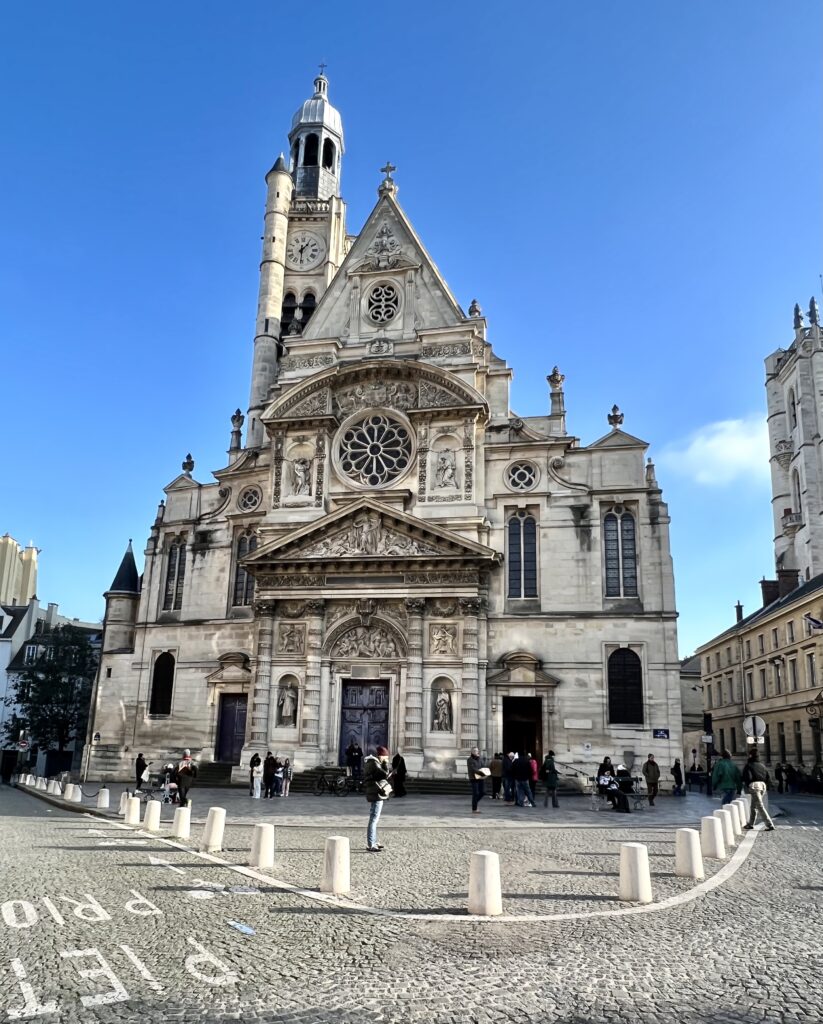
587,428,648,450
302,192,465,341
245,498,501,568
164,474,200,492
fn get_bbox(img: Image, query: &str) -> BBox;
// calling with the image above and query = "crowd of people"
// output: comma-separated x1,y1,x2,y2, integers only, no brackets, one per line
248,752,293,798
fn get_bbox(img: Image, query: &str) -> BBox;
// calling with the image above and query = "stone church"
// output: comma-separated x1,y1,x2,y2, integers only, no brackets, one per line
86,74,682,782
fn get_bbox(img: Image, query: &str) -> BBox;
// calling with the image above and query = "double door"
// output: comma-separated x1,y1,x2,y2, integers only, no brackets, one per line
338,681,389,764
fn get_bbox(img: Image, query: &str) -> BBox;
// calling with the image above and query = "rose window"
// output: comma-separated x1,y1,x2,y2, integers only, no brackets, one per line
506,461,537,491
339,414,412,487
366,283,400,324
237,486,262,511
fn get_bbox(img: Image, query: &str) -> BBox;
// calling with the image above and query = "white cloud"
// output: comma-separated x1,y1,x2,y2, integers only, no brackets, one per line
658,415,770,486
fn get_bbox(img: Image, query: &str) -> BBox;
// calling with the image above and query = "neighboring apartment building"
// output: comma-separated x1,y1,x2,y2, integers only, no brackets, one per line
0,534,38,605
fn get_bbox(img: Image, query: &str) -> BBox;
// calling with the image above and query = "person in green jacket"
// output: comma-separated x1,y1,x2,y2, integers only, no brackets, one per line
711,750,742,805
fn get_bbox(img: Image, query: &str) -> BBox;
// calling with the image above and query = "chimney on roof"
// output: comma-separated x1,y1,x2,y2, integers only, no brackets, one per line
760,579,779,607
735,601,743,623
777,567,800,599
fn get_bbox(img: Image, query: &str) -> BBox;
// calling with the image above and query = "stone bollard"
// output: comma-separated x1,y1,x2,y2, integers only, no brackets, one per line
143,800,161,832
320,836,350,895
468,849,503,916
171,805,191,841
200,807,226,853
70,785,82,803
700,815,726,859
714,808,735,848
675,828,705,880
124,796,142,826
36,777,46,791
47,780,60,796
97,788,110,810
732,799,747,830
63,783,75,801
250,823,275,869
118,791,129,815
619,842,653,904
726,803,742,838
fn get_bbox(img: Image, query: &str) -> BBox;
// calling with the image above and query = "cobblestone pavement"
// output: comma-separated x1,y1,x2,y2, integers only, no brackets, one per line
2,783,821,1024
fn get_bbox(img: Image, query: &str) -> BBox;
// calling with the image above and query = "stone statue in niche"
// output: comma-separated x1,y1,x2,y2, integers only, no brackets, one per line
292,458,312,496
277,685,298,726
430,624,457,655
432,688,453,732
434,450,458,489
278,624,304,654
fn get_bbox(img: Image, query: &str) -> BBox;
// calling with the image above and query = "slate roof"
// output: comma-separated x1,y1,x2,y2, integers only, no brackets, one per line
109,541,140,594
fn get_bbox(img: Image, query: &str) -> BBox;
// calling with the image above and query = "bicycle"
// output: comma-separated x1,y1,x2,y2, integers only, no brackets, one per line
313,767,345,795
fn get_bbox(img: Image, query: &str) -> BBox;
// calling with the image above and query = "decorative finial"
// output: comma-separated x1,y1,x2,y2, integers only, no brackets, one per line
182,453,194,476
547,366,565,392
378,161,398,197
810,297,820,326
229,409,245,453
794,303,804,330
231,408,244,430
608,405,624,430
645,457,658,488
468,298,482,318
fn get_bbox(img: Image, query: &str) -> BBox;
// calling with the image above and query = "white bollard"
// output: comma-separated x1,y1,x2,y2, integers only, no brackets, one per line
124,796,141,826
701,815,726,859
36,777,46,791
619,842,653,903
250,823,275,869
97,788,110,809
675,827,705,880
468,849,503,916
200,807,226,853
70,785,82,803
726,803,742,838
143,800,161,832
118,791,129,815
171,805,191,840
47,780,60,796
714,807,735,848
732,799,747,830
63,783,75,801
320,835,350,895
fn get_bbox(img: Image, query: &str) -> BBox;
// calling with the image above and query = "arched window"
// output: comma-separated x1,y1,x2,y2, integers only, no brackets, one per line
322,138,335,170
300,291,316,325
604,509,638,598
792,470,802,516
303,133,319,166
163,539,186,611
788,388,797,430
149,652,175,716
232,533,258,607
507,510,537,598
281,292,297,334
607,649,643,724
290,141,300,172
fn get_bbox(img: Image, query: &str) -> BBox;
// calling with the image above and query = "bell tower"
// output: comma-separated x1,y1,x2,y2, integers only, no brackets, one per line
288,70,344,200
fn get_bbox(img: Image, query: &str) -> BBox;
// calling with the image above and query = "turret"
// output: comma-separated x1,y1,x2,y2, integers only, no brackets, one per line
288,72,344,200
102,541,140,654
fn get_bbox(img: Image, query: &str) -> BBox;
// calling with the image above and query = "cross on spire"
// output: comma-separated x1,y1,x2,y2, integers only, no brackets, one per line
318,62,327,75
380,161,396,180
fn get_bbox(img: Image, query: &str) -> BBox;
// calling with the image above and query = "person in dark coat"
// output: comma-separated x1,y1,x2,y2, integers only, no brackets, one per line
364,746,392,851
490,753,503,799
176,750,197,807
742,750,775,830
774,763,785,794
352,744,364,778
671,758,684,796
249,752,261,796
262,752,276,799
512,752,535,807
391,752,408,797
467,747,487,812
502,752,515,803
540,750,559,808
135,753,148,792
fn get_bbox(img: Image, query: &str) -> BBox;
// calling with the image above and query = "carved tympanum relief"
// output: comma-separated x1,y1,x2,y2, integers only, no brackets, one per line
301,512,439,558
332,625,399,658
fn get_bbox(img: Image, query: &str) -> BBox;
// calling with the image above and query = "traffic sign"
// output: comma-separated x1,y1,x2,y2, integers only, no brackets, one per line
17,740,29,751
701,734,713,743
742,715,766,737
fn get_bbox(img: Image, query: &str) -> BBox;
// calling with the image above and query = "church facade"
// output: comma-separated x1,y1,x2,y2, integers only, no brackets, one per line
86,75,682,782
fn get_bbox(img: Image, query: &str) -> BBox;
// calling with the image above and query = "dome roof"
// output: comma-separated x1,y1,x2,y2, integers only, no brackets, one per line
290,75,343,141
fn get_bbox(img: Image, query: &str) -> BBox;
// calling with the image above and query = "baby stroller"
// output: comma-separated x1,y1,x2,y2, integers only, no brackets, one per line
142,763,179,804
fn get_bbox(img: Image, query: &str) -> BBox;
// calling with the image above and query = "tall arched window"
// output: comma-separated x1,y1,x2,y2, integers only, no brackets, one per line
303,133,319,166
232,532,258,607
163,539,186,611
300,291,316,326
281,292,297,334
149,651,175,716
788,388,797,429
604,508,638,598
792,470,802,516
607,648,643,724
290,141,300,172
322,138,335,170
507,510,537,598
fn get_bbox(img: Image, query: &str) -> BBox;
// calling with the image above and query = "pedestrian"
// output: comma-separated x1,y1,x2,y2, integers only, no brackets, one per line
711,749,742,805
364,745,392,851
251,759,263,799
249,752,261,796
642,753,661,806
785,764,799,794
528,752,539,805
135,753,148,792
263,752,276,798
352,743,363,778
282,758,292,797
540,750,559,808
596,757,616,795
742,750,775,831
502,752,515,803
467,747,488,813
512,751,535,807
391,751,408,797
176,749,197,807
490,752,503,799
774,762,785,794
273,756,284,796
671,758,684,796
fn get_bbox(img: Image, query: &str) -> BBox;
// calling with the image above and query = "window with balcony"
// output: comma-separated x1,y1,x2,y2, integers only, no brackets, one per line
774,662,783,695
787,621,795,643
772,628,779,650
807,651,817,688
758,634,765,654
745,672,753,701
745,639,752,660
759,668,767,698
789,659,799,691
726,646,732,665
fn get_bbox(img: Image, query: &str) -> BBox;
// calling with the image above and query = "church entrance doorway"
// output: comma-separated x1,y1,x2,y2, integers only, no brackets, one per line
503,696,542,761
338,681,389,765
215,694,247,764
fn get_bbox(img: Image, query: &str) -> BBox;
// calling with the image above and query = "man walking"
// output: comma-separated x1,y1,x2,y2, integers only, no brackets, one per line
467,747,487,813
176,749,197,807
742,750,775,831
642,753,661,806
540,750,559,808
711,749,742,805
512,751,535,807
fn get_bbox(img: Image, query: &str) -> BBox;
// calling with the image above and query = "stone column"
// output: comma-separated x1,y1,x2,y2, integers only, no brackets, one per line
403,599,425,752
459,598,481,751
300,600,325,752
250,601,276,748
319,660,332,759
477,598,489,756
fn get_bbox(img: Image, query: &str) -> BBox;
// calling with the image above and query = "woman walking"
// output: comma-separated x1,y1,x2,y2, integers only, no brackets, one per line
364,745,392,851
541,750,559,808
282,758,293,798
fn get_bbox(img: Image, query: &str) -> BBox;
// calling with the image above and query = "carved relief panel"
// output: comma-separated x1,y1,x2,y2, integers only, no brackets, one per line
429,623,459,657
277,623,306,655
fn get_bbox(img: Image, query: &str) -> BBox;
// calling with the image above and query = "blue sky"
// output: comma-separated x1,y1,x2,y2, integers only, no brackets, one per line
1,1,820,656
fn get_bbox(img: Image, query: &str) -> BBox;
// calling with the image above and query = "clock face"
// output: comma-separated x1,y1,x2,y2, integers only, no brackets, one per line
286,230,325,271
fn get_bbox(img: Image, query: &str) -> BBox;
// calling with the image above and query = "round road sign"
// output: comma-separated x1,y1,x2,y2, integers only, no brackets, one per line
742,715,766,737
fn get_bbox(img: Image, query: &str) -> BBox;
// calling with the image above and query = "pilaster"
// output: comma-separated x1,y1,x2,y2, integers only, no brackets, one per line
404,598,425,751
459,597,481,750
300,600,326,749
249,600,276,748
